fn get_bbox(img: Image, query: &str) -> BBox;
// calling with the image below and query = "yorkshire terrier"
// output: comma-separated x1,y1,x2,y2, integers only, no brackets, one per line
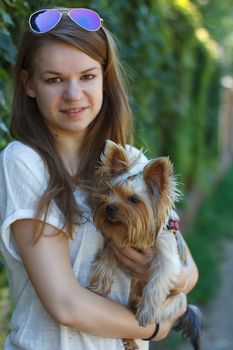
88,140,202,350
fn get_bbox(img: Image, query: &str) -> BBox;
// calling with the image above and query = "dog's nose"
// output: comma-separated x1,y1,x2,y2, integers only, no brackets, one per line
106,203,117,215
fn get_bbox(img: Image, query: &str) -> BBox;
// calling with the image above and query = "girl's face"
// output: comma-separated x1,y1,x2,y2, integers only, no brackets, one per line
25,41,103,142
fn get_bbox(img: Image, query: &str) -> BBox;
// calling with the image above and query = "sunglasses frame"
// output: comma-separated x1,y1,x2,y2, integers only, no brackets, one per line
29,8,103,34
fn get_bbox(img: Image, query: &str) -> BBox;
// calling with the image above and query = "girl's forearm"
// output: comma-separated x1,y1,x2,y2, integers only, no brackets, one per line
59,283,156,339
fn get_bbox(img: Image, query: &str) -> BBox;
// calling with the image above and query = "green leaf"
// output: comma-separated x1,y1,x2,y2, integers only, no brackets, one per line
0,9,14,26
0,121,9,133
0,90,7,109
0,28,17,63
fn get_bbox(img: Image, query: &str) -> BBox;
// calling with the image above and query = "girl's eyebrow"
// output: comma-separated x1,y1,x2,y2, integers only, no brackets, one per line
81,67,101,73
41,66,101,76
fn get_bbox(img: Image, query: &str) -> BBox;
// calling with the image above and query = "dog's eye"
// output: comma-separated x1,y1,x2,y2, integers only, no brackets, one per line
127,195,140,204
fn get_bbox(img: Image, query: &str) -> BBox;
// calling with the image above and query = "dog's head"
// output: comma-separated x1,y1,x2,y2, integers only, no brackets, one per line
93,140,179,248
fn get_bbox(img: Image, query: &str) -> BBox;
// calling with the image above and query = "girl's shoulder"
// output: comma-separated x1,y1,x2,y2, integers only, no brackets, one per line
1,140,42,163
0,141,46,181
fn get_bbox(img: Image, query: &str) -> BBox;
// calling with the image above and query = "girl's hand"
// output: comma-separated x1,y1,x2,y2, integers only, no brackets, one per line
111,240,198,293
111,244,154,283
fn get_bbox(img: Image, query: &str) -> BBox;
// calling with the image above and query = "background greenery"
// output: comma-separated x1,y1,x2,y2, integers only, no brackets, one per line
1,0,233,348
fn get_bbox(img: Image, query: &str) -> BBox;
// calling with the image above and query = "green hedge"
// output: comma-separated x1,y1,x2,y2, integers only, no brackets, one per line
98,0,220,189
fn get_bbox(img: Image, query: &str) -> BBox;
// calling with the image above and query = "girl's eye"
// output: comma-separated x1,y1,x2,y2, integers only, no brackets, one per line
46,77,62,83
128,195,140,204
81,74,95,80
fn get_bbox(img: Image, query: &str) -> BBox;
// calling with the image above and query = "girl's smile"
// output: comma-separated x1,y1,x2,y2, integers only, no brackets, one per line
60,106,89,120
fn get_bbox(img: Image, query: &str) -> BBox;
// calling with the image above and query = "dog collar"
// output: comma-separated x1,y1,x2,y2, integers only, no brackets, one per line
167,218,180,232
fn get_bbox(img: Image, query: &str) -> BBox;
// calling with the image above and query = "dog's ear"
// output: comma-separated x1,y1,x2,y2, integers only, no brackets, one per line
143,157,174,196
100,140,130,176
143,157,178,232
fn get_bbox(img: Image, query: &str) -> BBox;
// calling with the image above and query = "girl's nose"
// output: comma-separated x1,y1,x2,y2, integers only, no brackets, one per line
63,80,83,100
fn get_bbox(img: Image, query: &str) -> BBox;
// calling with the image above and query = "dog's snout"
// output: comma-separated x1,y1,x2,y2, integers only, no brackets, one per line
106,203,117,215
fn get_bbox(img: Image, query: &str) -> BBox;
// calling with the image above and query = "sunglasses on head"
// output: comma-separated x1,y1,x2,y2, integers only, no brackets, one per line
29,8,103,34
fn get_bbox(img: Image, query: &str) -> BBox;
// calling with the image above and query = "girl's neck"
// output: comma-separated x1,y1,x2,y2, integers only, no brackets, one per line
55,135,83,177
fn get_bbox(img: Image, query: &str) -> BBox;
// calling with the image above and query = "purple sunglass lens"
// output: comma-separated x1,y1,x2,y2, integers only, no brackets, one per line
30,9,61,33
69,9,101,31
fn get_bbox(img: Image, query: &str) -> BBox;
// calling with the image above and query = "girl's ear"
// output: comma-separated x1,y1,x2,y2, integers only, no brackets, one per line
21,70,36,98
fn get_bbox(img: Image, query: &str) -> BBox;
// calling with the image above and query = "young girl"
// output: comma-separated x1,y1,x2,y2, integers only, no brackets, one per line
0,8,198,350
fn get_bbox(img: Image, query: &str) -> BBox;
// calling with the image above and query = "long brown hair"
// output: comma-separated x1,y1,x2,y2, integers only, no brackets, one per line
10,14,133,240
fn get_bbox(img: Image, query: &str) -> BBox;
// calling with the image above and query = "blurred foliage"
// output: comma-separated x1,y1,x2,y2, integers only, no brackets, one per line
186,164,233,304
90,0,221,187
192,169,233,304
192,0,233,73
192,0,233,38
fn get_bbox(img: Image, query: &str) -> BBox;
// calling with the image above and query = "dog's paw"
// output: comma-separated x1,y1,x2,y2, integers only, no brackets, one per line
122,338,139,350
88,274,113,296
136,310,155,327
136,303,159,327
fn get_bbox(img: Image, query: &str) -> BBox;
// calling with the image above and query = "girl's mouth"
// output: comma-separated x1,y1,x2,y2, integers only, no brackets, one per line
61,107,87,117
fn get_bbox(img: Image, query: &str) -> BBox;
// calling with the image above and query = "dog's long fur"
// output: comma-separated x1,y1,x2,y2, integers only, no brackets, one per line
88,140,202,350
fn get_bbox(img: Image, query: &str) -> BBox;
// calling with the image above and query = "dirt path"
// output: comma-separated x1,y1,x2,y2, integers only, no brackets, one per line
180,240,233,350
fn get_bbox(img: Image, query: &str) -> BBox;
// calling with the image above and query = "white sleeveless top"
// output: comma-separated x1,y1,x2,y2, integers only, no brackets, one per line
0,141,149,350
